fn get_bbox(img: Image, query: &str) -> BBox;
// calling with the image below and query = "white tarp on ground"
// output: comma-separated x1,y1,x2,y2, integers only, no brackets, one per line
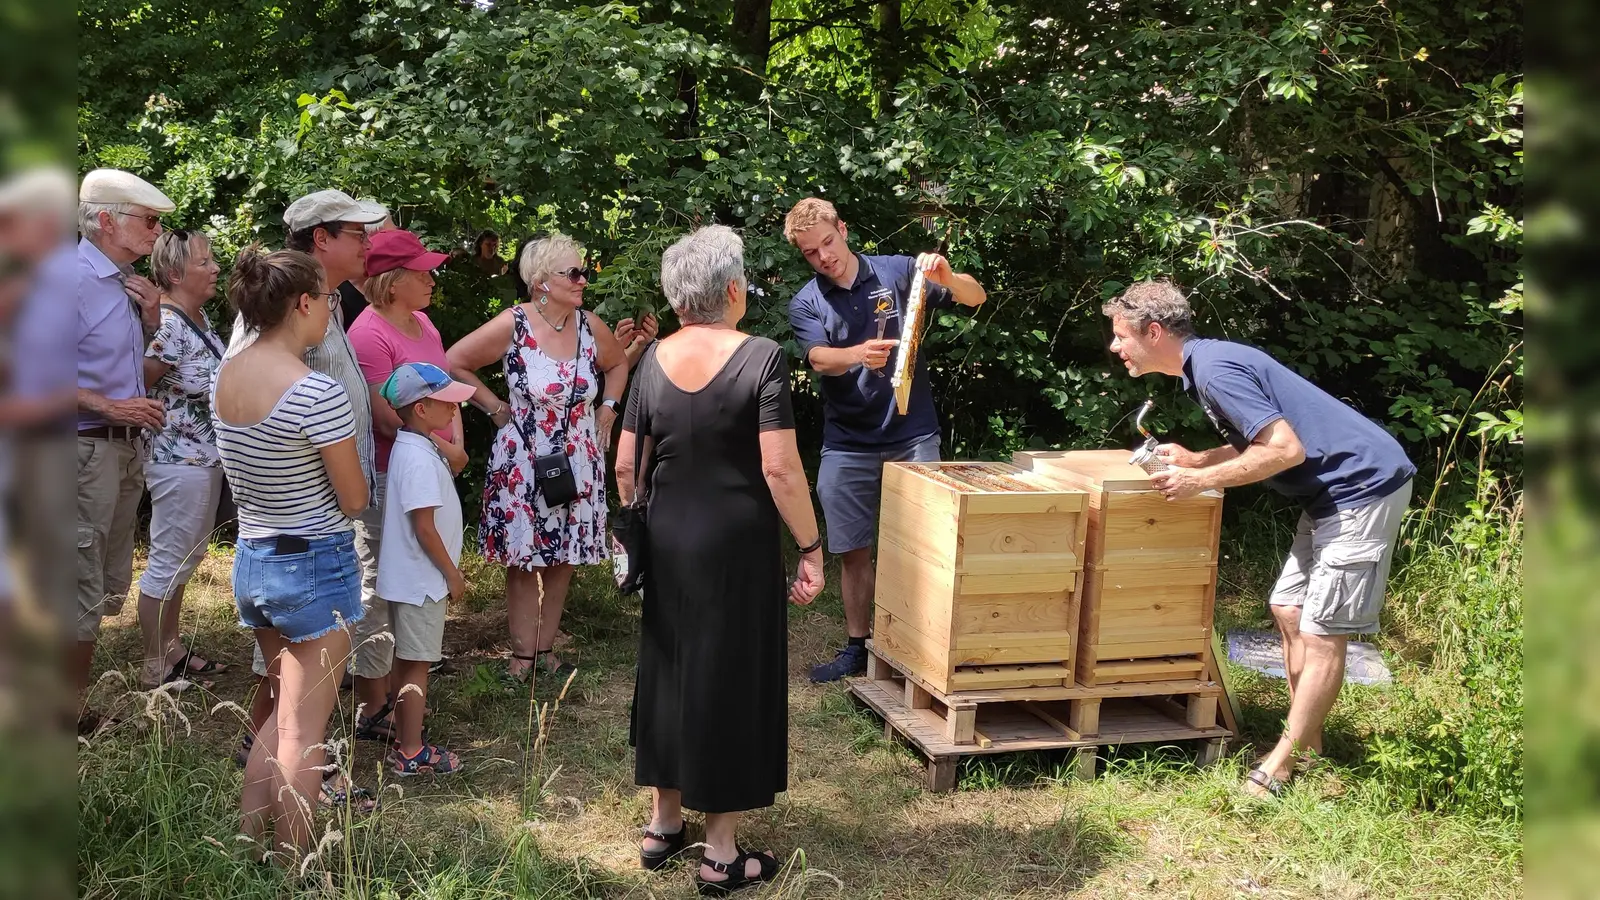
1227,629,1393,686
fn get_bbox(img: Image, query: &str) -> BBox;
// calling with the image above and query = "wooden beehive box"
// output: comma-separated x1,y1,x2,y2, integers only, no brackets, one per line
872,462,1089,695
1012,450,1223,686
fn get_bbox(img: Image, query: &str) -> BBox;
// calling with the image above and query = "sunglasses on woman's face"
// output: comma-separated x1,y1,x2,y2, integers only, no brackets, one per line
556,266,594,283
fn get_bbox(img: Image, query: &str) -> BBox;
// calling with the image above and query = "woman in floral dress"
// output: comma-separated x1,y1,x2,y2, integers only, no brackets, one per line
137,229,231,689
447,233,629,682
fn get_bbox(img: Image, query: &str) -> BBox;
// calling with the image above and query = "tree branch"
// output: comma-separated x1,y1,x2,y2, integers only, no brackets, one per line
771,1,880,46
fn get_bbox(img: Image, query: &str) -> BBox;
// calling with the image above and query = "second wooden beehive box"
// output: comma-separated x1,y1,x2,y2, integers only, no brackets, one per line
872,462,1088,695
1012,450,1223,686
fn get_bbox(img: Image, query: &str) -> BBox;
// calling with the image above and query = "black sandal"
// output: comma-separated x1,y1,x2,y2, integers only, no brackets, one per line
534,650,577,683
506,653,540,686
639,823,687,871
355,701,398,742
695,846,780,896
156,657,213,692
174,649,229,677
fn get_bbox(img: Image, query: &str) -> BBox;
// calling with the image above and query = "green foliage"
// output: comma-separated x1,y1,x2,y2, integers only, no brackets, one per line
80,0,1522,465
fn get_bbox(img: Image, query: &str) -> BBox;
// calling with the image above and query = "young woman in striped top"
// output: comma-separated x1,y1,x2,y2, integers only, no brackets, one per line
212,246,369,857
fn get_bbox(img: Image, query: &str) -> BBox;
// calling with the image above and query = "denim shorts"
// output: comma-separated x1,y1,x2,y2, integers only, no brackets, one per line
817,434,941,553
233,531,364,643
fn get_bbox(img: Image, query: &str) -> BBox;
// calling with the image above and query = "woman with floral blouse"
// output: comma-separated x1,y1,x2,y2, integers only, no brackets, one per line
137,229,231,689
447,233,629,684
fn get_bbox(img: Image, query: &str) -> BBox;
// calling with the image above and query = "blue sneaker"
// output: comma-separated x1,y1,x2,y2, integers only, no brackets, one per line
809,644,868,683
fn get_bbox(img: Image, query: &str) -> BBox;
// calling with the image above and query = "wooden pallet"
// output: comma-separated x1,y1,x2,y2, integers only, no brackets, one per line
852,644,1231,792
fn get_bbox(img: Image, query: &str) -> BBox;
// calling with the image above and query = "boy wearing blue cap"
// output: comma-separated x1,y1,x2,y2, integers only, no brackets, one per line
376,362,476,775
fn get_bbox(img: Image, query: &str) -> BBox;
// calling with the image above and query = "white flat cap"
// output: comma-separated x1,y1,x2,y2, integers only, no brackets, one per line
284,189,388,232
79,168,176,212
356,198,390,220
0,166,74,214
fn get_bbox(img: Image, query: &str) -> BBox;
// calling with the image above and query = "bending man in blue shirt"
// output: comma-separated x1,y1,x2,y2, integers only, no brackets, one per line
1103,280,1414,799
784,198,986,682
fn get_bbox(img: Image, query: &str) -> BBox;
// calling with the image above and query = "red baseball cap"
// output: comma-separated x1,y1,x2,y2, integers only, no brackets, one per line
364,229,450,277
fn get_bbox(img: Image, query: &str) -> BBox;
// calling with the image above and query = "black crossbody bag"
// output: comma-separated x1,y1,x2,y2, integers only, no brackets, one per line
611,343,657,594
510,312,587,508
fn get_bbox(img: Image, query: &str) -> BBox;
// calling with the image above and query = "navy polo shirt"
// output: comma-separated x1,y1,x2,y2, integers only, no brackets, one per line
1181,337,1415,517
789,254,953,451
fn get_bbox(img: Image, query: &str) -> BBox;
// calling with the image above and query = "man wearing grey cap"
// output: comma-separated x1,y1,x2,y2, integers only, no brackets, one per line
74,168,173,728
224,189,390,745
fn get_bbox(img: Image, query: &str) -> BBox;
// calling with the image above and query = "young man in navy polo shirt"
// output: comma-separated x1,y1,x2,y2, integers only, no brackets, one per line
784,198,987,682
1103,280,1415,799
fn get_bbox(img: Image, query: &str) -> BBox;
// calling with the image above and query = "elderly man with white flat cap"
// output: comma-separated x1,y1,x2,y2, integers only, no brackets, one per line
75,168,174,729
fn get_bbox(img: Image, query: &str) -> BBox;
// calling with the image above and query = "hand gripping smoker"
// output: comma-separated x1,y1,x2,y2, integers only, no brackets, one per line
1127,399,1171,474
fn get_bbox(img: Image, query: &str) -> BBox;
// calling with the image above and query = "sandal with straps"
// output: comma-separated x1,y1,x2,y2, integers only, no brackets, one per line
389,742,463,777
534,650,577,684
695,845,780,896
174,648,229,677
639,823,687,871
319,772,379,815
1243,767,1288,798
355,701,398,742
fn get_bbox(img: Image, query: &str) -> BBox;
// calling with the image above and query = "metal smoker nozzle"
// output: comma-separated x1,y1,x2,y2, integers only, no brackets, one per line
1135,399,1156,440
1128,399,1169,474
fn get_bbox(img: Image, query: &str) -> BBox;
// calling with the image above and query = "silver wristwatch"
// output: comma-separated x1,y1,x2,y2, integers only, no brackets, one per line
602,397,620,411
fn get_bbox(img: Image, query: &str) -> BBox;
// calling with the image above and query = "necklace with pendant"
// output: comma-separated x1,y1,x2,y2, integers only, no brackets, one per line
537,303,572,332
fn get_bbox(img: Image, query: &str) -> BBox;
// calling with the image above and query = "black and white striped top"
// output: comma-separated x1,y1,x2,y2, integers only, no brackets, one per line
213,371,357,539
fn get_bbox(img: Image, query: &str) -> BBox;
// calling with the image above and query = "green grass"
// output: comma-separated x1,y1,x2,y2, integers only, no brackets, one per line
75,506,1522,899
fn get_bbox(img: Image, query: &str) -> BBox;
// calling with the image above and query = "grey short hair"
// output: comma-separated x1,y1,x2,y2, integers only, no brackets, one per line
518,232,584,295
149,230,210,290
78,201,135,240
660,225,746,326
1102,279,1195,338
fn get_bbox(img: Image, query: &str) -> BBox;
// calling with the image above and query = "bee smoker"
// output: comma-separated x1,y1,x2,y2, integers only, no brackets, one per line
1127,399,1170,474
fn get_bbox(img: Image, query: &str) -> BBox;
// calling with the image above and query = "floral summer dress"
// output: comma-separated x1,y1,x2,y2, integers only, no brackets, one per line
145,306,223,467
480,306,609,569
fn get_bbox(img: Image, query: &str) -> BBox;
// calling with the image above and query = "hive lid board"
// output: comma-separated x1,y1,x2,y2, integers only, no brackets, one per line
1014,450,1155,492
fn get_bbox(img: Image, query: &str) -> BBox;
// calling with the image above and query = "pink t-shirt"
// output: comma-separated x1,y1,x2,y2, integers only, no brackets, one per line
347,307,455,472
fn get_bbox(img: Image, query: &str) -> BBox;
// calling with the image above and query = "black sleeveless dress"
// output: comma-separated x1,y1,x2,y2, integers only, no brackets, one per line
626,336,794,813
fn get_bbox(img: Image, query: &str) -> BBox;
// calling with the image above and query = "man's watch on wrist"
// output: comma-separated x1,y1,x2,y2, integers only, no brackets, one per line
602,397,620,412
797,536,823,554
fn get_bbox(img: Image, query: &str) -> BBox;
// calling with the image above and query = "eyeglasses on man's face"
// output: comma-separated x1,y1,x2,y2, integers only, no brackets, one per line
115,210,163,231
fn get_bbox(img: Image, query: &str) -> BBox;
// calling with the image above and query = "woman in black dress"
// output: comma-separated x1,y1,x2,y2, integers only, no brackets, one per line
616,225,825,895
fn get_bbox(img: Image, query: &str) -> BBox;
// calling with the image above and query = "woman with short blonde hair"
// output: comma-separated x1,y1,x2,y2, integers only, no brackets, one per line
447,232,630,683
137,228,230,689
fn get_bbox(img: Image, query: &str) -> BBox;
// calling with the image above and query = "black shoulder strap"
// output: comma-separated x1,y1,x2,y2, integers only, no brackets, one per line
160,303,223,360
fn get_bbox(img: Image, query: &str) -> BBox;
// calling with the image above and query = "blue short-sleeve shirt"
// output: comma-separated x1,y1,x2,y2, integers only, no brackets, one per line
789,254,953,451
1181,337,1415,517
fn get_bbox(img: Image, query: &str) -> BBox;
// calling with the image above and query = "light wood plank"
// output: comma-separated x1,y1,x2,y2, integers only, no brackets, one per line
1186,695,1219,730
873,614,955,693
958,551,1081,576
964,491,1086,516
1069,698,1101,737
959,571,1076,595
953,593,1075,637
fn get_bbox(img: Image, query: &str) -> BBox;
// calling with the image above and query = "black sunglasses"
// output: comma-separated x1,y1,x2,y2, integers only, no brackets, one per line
555,266,594,282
